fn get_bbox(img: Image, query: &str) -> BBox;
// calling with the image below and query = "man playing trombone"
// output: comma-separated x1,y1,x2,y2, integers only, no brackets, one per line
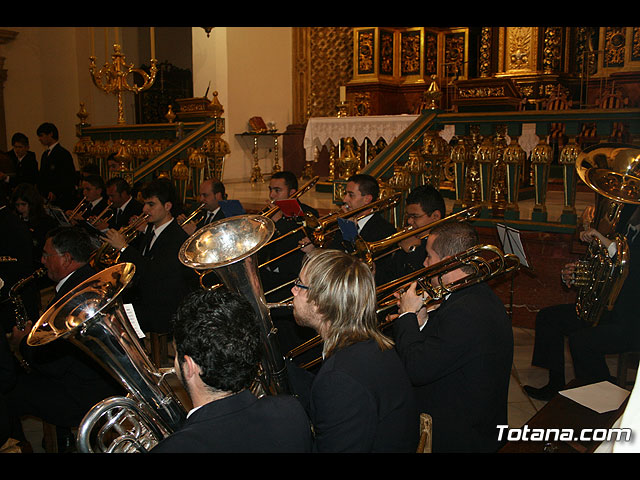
299,174,396,285
177,178,227,236
393,221,513,453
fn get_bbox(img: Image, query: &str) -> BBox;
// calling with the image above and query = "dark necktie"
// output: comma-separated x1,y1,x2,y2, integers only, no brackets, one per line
143,228,155,256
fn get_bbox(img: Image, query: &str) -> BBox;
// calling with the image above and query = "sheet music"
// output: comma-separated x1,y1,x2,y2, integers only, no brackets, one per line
123,303,146,339
496,223,530,269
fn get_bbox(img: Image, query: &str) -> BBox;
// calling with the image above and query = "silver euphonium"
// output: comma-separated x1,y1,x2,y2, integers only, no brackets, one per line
27,262,187,453
179,214,292,396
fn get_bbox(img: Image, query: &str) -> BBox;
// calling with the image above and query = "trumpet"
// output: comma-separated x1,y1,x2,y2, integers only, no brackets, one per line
287,244,520,370
90,214,150,269
260,176,320,218
180,203,207,227
67,196,90,220
89,200,114,226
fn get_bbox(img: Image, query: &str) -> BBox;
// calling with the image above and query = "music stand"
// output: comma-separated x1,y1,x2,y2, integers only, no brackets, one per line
496,224,533,321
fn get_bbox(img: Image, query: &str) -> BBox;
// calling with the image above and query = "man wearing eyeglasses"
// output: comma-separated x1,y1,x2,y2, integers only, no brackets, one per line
287,249,419,452
386,184,446,281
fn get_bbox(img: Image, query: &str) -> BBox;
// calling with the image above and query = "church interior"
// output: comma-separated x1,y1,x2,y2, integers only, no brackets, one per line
1,26,640,453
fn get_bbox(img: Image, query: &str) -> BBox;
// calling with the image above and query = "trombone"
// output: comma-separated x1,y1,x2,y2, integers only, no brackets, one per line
88,200,114,227
180,203,207,227
287,243,521,370
354,205,482,269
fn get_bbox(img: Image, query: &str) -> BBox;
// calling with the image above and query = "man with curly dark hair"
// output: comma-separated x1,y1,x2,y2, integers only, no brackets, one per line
151,288,312,453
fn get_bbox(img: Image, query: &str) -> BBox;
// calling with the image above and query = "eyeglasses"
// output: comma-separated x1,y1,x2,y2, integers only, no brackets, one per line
405,213,427,220
42,251,64,259
293,278,309,290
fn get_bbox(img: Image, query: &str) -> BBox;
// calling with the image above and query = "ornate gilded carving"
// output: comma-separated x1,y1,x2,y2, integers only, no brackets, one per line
604,27,626,67
543,27,562,74
424,30,438,77
457,86,505,98
401,30,421,76
380,29,395,75
479,27,492,77
358,29,375,74
575,27,598,76
444,31,466,78
633,27,640,61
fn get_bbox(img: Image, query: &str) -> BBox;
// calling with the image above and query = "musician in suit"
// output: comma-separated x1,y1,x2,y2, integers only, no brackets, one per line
5,226,123,451
102,176,143,231
261,171,318,299
151,288,312,453
299,173,396,285
177,178,227,237
523,204,640,401
104,178,197,334
287,249,419,452
393,221,513,452
386,184,446,281
36,122,77,211
5,132,39,188
66,174,108,225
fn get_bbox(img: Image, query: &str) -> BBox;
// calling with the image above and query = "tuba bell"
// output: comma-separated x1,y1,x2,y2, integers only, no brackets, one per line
573,142,640,325
178,214,291,395
27,262,187,452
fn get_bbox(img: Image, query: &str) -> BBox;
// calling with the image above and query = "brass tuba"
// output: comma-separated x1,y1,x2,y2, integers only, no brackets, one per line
573,142,640,325
178,214,291,395
27,262,187,453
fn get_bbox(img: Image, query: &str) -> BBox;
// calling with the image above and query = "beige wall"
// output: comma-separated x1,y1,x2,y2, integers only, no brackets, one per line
1,26,294,183
192,27,293,183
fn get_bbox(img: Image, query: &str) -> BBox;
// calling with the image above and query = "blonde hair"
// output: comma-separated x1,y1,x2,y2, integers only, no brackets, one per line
300,249,393,358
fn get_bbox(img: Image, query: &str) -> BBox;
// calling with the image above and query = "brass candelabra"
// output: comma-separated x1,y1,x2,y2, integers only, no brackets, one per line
89,43,158,124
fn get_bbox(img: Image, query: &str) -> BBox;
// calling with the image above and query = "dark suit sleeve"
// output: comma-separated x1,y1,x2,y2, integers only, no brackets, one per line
393,306,481,386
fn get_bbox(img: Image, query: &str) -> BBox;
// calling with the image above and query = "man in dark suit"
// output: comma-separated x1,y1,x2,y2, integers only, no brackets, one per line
36,122,77,211
523,204,640,401
104,178,197,334
393,221,513,453
5,132,39,188
385,184,446,283
150,288,312,453
5,226,123,451
299,173,396,285
177,178,227,237
287,249,419,452
66,174,108,225
102,176,142,231
260,171,318,299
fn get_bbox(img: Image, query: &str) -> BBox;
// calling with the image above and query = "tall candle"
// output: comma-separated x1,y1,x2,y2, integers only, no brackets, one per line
114,27,120,45
104,27,109,59
89,27,95,57
150,27,156,59
340,86,346,103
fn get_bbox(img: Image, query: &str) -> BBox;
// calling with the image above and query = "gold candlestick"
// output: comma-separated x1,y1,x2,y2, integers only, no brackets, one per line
89,43,158,124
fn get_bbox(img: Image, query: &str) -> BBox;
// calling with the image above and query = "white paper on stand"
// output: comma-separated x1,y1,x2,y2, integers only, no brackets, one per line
559,381,630,414
123,303,146,339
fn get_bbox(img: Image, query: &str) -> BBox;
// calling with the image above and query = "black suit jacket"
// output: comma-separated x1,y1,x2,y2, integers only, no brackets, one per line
260,202,319,299
151,390,312,453
120,218,198,333
109,198,143,231
328,212,397,286
393,282,513,453
195,207,225,230
289,339,419,453
38,143,77,210
7,150,38,187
